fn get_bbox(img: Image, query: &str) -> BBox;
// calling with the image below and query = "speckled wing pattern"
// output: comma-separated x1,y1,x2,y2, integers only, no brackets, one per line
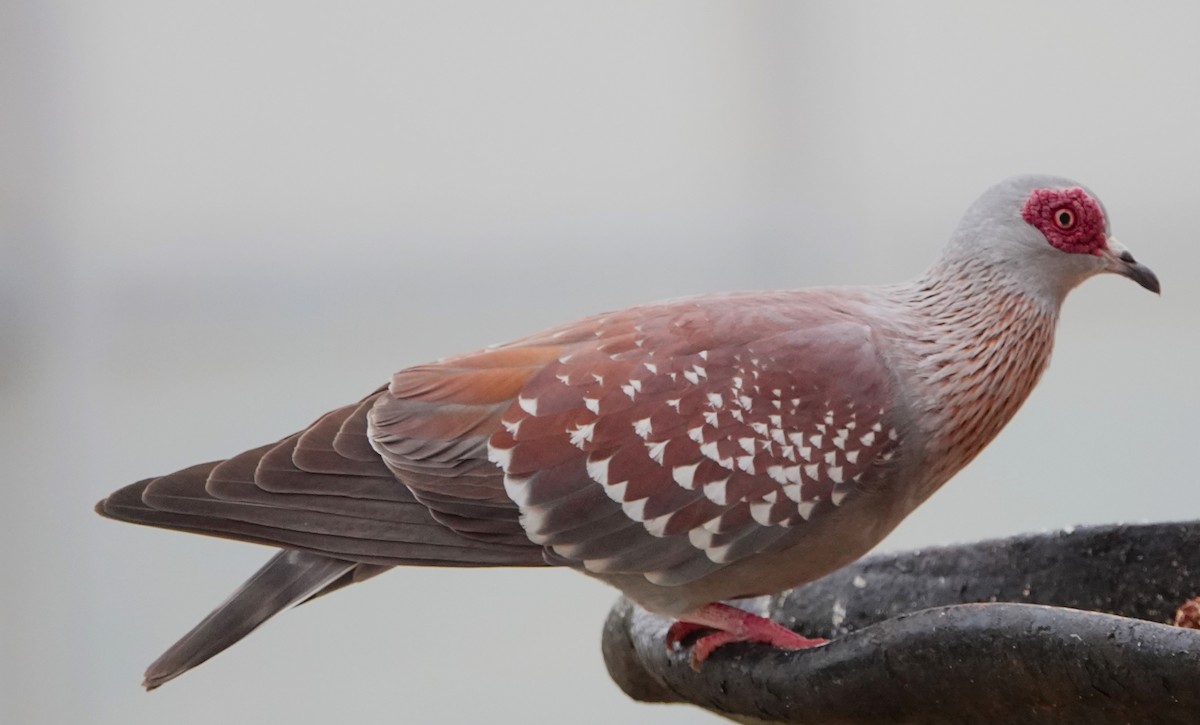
104,293,899,584
466,293,900,585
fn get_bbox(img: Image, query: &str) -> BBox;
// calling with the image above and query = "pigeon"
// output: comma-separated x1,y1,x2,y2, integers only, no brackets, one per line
96,174,1159,683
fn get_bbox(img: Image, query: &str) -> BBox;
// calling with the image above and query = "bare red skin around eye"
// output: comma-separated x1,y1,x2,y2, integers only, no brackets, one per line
1021,187,1107,255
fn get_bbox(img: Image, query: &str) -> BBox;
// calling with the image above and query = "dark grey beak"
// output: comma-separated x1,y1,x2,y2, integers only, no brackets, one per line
1117,250,1161,294
1103,239,1161,294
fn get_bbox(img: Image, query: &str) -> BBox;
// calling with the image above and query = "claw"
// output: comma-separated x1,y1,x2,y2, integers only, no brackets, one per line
665,602,827,671
664,621,711,651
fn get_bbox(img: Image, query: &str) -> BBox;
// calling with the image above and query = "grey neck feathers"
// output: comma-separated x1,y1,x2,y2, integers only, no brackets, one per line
889,254,1061,489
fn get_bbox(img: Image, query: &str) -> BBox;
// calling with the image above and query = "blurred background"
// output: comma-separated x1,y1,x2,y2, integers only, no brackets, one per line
2,1,1196,723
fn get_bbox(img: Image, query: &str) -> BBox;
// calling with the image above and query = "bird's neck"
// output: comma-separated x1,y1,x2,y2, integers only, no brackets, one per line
894,256,1060,484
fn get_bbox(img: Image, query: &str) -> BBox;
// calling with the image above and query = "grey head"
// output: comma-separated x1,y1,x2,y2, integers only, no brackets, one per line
938,174,1160,304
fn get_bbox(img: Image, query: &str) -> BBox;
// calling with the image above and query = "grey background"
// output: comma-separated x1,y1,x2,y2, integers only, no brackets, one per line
2,2,1197,723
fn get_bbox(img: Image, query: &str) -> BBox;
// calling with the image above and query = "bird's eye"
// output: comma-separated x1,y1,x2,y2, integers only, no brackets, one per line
1053,208,1076,230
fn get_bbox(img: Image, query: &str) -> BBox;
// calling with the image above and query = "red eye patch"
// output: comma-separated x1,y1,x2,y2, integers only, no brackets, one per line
1021,187,1106,255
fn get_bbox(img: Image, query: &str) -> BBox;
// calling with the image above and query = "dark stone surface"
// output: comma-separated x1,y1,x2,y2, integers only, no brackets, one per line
602,521,1200,723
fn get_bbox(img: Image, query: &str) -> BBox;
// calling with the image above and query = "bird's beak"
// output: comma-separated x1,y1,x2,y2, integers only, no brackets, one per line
1101,237,1160,294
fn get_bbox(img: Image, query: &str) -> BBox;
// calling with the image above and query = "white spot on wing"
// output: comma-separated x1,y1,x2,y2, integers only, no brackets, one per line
587,455,614,485
622,497,648,521
487,442,514,471
633,417,653,438
673,462,700,488
706,392,724,409
645,439,669,464
602,479,627,503
643,512,671,537
750,500,775,525
797,500,816,520
518,396,539,415
831,486,848,505
683,370,700,384
518,506,551,542
688,526,716,549
707,513,734,533
860,431,876,446
502,474,532,506
569,422,596,448
584,397,600,414
698,441,734,469
643,362,658,374
829,466,844,484
703,476,730,505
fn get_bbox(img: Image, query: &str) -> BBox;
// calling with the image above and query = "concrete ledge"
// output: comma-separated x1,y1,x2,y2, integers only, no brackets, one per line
602,521,1200,724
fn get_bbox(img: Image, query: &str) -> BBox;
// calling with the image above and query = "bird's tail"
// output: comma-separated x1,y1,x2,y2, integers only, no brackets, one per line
142,550,358,690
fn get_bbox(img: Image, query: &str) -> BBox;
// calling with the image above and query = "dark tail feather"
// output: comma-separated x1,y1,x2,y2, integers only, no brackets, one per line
143,550,356,690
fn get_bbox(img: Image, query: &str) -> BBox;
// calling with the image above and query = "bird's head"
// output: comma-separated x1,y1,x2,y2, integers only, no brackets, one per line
944,174,1160,301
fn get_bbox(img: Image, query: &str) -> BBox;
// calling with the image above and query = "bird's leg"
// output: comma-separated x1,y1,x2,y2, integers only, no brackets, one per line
666,602,826,670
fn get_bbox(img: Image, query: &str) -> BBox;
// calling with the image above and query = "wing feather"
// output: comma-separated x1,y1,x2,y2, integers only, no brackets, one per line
484,296,900,584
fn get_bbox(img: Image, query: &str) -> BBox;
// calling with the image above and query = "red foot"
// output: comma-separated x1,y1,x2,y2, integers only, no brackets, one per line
666,602,827,671
664,621,710,650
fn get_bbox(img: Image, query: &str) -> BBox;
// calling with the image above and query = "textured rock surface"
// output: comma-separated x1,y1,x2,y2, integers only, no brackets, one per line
603,521,1200,723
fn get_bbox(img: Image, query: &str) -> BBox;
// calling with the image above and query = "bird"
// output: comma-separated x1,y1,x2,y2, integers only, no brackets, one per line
96,174,1159,685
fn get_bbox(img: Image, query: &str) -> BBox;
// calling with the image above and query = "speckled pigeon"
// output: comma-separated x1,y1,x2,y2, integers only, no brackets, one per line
97,175,1159,684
